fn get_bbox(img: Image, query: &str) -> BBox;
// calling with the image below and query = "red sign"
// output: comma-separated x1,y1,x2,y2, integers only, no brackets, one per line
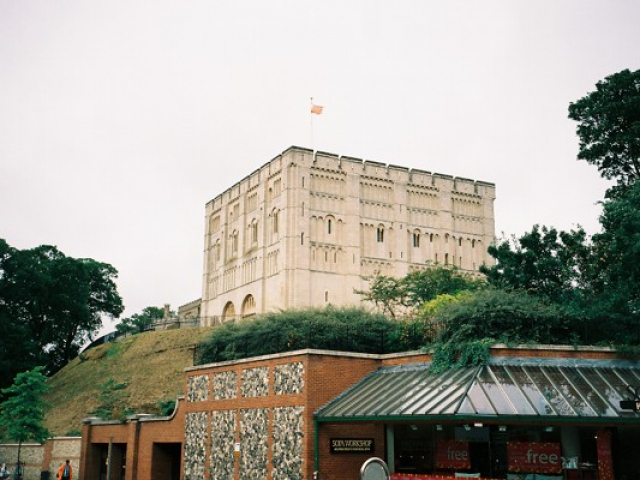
597,429,614,480
436,440,470,470
507,442,561,474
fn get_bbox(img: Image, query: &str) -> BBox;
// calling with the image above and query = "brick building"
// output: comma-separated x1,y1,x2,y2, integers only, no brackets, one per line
80,345,640,480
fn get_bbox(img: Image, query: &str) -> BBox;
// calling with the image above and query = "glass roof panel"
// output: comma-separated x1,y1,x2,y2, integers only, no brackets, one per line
547,366,596,416
562,366,616,416
477,367,515,415
487,365,537,415
524,366,575,416
506,365,556,415
467,381,498,415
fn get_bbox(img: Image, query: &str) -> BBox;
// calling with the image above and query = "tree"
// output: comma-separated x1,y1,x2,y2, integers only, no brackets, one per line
90,378,132,421
357,264,483,318
116,306,166,335
480,225,593,306
591,182,640,321
568,68,640,188
0,239,124,381
0,367,50,478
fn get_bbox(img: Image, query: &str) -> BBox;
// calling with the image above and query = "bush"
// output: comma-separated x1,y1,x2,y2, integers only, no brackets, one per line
197,306,420,364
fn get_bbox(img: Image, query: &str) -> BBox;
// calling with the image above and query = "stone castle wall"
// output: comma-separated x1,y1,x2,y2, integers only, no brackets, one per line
201,146,496,324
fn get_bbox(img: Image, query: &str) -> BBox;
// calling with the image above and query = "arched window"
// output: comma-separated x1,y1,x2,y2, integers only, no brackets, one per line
445,253,449,265
241,295,256,318
222,302,235,322
251,220,258,245
377,226,385,243
231,230,239,256
413,231,420,248
328,218,332,234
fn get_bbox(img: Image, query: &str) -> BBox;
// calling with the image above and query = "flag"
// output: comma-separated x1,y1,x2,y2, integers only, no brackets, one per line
311,104,324,115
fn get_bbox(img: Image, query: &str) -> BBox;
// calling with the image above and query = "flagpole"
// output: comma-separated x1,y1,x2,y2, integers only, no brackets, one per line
310,96,314,151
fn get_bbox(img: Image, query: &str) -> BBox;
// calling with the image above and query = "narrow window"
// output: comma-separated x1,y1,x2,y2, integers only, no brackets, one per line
445,253,449,265
328,219,332,234
301,232,304,245
377,227,384,243
413,233,420,248
325,291,328,302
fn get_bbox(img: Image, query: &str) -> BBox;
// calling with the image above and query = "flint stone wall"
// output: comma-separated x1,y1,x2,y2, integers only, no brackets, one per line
241,367,269,397
272,406,304,480
274,362,304,395
184,412,208,480
213,371,238,400
210,410,237,480
187,374,210,402
240,408,269,480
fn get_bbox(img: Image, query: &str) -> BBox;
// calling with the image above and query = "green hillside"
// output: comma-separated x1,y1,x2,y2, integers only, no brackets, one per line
43,326,215,436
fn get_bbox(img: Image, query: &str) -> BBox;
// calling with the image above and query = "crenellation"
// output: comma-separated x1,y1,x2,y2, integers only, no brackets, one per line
201,146,495,323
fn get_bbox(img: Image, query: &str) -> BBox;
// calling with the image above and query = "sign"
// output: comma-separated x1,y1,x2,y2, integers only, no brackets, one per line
436,440,470,470
619,400,640,411
331,438,375,454
597,429,614,480
507,442,561,474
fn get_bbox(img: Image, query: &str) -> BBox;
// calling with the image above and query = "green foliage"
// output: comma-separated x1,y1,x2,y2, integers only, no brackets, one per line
428,289,577,371
0,239,124,386
591,182,640,320
157,399,176,417
568,68,640,188
116,306,166,335
198,306,421,364
0,367,50,444
430,339,493,373
480,225,592,305
357,264,483,318
65,429,82,437
90,378,132,421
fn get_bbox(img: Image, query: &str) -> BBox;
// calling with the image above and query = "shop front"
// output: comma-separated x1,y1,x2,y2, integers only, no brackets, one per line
315,357,640,479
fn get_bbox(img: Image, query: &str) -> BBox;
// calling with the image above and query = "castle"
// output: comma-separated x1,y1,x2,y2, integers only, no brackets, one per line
200,146,496,325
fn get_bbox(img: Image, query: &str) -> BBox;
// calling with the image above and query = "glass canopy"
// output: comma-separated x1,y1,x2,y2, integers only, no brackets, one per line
316,357,640,423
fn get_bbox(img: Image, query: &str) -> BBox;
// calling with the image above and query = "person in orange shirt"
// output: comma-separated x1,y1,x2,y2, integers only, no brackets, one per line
56,460,72,480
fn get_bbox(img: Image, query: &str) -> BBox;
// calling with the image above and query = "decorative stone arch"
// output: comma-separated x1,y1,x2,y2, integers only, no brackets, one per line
412,228,421,248
222,301,235,322
326,214,336,235
241,295,256,318
376,223,385,243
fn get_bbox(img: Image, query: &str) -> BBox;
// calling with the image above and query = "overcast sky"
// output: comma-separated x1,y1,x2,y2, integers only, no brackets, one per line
1,1,638,331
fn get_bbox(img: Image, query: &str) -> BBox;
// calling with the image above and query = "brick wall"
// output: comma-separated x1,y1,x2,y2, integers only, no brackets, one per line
0,437,81,480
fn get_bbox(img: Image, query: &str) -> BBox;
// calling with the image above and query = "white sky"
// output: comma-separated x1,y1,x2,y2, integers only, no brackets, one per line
1,1,638,331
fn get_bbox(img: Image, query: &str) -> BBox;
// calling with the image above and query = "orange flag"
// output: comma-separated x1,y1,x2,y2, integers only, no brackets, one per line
311,104,324,115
